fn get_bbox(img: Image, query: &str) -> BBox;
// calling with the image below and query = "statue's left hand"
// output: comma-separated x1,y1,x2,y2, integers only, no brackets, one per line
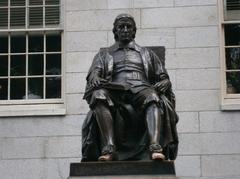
154,79,171,93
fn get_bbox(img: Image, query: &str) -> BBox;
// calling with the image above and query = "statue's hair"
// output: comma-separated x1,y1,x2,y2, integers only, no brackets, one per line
112,13,137,41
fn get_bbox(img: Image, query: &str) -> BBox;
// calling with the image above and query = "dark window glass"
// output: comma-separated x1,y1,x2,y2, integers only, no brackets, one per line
0,0,8,6
11,36,26,53
46,34,61,52
46,54,61,75
29,0,43,5
226,72,240,94
0,79,8,100
29,7,43,27
11,55,26,76
226,48,240,70
0,36,8,53
11,0,25,6
10,78,25,99
225,24,240,46
0,56,8,76
28,54,43,75
29,35,44,52
28,77,43,99
46,77,61,98
46,0,60,5
0,8,8,28
10,7,26,27
45,6,60,26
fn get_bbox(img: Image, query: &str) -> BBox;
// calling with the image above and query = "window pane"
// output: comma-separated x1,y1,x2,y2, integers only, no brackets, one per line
28,54,43,75
0,8,8,28
0,79,8,100
46,54,61,75
10,78,25,99
11,36,26,53
45,6,60,26
29,7,43,27
0,56,8,76
29,0,43,5
46,77,61,98
226,48,240,70
0,0,8,6
11,0,25,6
226,72,240,94
10,7,26,27
46,34,61,52
224,0,240,20
225,24,240,46
28,77,43,99
0,36,8,53
46,0,60,5
11,55,26,76
29,35,44,52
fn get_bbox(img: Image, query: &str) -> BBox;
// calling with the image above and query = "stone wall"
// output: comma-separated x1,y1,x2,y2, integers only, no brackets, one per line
0,0,240,179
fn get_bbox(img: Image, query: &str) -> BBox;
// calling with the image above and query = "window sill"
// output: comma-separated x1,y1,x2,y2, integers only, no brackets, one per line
0,103,66,117
221,98,240,110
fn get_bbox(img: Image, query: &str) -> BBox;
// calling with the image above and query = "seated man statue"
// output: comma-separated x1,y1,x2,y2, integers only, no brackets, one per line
82,14,178,162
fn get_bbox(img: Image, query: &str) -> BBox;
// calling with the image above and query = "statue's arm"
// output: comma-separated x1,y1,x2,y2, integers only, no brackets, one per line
86,51,107,88
149,50,172,94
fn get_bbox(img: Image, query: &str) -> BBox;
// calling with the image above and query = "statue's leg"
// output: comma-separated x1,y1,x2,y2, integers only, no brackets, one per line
93,102,116,161
145,102,165,160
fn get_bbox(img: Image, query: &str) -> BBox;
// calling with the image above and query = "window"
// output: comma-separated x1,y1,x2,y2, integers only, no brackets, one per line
219,0,240,109
0,0,65,116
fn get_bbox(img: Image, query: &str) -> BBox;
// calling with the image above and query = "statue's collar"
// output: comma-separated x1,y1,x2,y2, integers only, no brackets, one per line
109,41,141,52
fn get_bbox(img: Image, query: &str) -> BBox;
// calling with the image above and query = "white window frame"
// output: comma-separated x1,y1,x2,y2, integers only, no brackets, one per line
219,0,240,110
0,0,65,116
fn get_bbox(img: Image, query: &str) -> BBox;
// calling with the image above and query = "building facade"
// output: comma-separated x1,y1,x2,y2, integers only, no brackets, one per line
0,0,240,179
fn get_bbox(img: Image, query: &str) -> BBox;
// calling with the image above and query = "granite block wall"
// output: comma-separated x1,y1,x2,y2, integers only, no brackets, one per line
0,0,240,179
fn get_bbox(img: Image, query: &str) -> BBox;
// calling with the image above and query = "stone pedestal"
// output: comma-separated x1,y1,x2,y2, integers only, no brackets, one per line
69,161,179,179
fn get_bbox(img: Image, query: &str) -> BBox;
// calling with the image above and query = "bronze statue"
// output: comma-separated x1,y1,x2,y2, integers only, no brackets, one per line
82,14,178,162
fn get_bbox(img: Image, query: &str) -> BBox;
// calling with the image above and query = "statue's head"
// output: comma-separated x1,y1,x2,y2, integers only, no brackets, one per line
112,13,137,44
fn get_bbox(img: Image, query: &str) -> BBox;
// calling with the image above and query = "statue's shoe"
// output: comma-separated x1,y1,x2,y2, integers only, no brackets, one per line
98,154,113,161
151,152,165,160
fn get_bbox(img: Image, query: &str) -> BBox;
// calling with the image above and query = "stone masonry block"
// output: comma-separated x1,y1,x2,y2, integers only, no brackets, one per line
66,0,108,11
135,28,176,48
46,136,81,158
66,94,89,115
175,0,217,7
178,132,240,155
176,69,220,90
134,0,174,8
166,47,219,69
2,137,46,159
176,26,219,48
200,111,240,133
108,0,174,9
202,155,240,177
0,158,81,179
66,73,87,94
66,52,96,73
141,6,217,28
66,32,108,52
175,90,219,111
2,136,82,159
177,112,199,133
0,115,85,138
175,156,201,177
66,10,140,31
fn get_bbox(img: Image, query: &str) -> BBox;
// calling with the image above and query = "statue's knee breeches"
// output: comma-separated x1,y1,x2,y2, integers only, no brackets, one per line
89,89,114,109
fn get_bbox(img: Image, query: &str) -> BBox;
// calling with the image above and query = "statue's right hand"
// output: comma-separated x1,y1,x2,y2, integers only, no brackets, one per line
90,77,107,88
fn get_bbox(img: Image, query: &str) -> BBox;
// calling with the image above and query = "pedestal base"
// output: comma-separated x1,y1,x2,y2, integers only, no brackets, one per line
69,161,178,178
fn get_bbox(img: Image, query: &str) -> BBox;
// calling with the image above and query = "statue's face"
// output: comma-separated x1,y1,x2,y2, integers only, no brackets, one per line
115,18,135,44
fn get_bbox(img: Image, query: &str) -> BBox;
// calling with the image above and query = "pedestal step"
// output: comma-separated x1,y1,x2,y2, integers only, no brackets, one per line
69,161,177,178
